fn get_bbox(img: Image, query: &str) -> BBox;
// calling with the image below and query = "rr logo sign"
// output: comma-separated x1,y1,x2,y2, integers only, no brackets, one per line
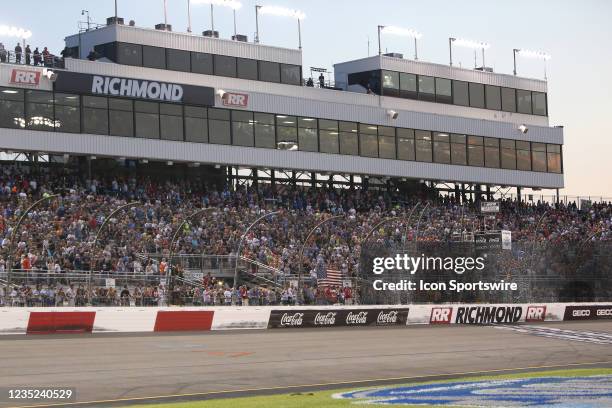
430,307,452,324
221,92,248,107
525,306,546,322
10,69,41,86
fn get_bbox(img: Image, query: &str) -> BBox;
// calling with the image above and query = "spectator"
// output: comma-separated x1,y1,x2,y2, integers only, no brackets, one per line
33,47,41,66
0,43,6,63
25,45,31,65
14,43,22,64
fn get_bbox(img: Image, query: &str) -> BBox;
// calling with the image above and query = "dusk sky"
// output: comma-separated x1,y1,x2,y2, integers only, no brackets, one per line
2,0,610,198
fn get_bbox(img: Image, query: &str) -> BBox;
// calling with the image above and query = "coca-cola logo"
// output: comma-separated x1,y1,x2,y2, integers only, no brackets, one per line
314,312,337,325
280,312,304,326
346,311,368,325
377,310,398,324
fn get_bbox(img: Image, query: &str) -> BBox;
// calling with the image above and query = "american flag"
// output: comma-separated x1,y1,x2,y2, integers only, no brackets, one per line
317,268,343,287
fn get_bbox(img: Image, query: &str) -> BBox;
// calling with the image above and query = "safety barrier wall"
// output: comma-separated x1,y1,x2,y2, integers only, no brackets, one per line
0,303,610,335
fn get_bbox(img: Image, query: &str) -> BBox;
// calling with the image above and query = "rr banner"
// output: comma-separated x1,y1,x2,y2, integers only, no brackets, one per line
564,305,612,320
267,308,409,328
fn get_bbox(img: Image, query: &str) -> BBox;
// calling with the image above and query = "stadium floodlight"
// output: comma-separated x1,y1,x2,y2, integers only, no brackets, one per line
449,37,490,67
513,48,551,78
0,25,32,39
192,0,242,35
378,25,422,60
255,5,306,49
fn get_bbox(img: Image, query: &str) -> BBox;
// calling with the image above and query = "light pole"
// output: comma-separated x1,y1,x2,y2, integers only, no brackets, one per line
187,0,192,32
513,48,551,78
89,202,139,297
82,10,91,31
167,207,217,291
256,5,305,49
449,37,455,66
449,37,490,68
233,211,281,289
5,194,59,297
298,215,344,304
377,25,422,61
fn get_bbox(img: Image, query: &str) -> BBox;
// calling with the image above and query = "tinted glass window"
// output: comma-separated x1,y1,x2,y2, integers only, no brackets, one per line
484,137,500,168
516,142,531,171
360,134,378,157
54,93,80,133
237,58,258,80
547,144,562,173
82,96,108,135
160,103,183,141
501,140,516,170
418,75,435,101
233,121,254,147
379,136,395,159
399,73,417,99
135,101,159,139
214,55,237,77
517,90,532,114
415,130,432,162
501,87,516,112
109,98,133,137
259,61,280,82
209,118,231,144
485,85,501,110
469,83,485,108
433,132,450,163
254,113,275,148
142,46,166,69
185,106,208,143
298,128,318,152
280,64,301,85
339,132,358,155
319,130,339,154
117,43,142,66
382,70,399,97
191,52,213,74
451,134,467,165
453,81,469,106
532,92,547,116
435,78,452,104
397,128,415,161
166,48,190,72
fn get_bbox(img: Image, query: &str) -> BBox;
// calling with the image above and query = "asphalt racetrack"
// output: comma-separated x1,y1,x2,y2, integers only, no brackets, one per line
1,321,611,407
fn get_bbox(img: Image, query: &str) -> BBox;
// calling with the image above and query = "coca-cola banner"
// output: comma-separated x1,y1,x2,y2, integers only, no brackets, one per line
267,308,409,329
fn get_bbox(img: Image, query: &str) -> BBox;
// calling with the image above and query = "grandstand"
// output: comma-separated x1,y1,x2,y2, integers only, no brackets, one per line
0,16,610,308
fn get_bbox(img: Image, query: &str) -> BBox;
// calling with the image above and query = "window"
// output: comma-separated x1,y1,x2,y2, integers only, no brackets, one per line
214,55,237,77
532,92,547,116
382,70,399,97
501,87,516,112
415,130,432,162
450,134,467,165
208,108,231,144
26,90,54,131
191,52,213,75
467,136,484,166
359,124,378,157
259,61,280,83
276,114,297,145
142,46,166,69
531,142,547,172
298,117,317,152
435,78,452,104
280,64,301,85
547,144,562,173
339,121,358,155
166,49,190,72
516,140,531,171
135,101,159,139
517,90,532,114
469,83,485,108
397,128,415,161
254,112,275,148
0,87,24,129
399,73,417,99
160,103,183,141
117,43,142,66
54,93,80,134
433,132,450,163
453,81,469,106
418,75,435,101
232,110,254,147
485,85,501,110
82,95,108,135
500,139,516,170
108,98,133,137
484,137,500,168
185,106,208,143
237,58,258,80
319,119,339,154
378,126,396,159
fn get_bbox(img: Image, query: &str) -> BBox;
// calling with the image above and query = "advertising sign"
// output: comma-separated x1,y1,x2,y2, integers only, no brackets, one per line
480,201,500,213
268,308,409,328
564,305,612,320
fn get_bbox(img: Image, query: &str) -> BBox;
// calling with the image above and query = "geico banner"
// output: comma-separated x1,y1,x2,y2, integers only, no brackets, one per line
54,72,215,105
268,308,409,328
564,305,612,320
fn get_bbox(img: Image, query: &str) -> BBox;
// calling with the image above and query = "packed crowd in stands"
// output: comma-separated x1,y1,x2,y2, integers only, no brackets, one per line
0,163,610,306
